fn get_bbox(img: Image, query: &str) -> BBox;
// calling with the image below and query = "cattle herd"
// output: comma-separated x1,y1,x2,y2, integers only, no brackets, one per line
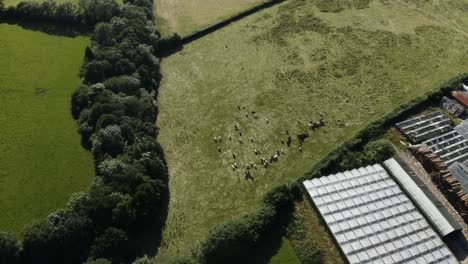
213,105,326,180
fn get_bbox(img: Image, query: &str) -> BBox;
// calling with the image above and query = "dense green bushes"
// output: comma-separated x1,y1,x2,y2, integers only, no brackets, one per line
0,232,19,264
168,186,294,264
0,0,168,262
0,0,119,26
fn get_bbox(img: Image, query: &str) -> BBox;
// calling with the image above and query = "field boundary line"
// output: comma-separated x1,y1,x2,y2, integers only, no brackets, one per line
180,0,285,44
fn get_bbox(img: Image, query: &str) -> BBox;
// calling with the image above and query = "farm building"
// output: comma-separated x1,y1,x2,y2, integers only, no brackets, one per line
303,158,460,264
397,112,468,166
422,130,468,166
449,161,468,194
452,91,468,112
396,111,453,144
441,96,466,118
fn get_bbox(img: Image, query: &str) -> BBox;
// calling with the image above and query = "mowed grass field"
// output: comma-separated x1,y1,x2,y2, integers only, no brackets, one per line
0,23,93,232
154,0,266,35
156,0,468,259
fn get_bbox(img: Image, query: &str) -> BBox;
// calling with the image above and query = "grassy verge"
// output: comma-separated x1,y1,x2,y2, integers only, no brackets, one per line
0,23,93,232
156,0,468,257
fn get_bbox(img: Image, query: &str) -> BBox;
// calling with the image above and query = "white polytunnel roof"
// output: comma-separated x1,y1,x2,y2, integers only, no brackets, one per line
303,162,457,264
383,158,458,237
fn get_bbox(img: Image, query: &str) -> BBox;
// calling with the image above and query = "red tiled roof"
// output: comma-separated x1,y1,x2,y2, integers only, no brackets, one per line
452,91,468,107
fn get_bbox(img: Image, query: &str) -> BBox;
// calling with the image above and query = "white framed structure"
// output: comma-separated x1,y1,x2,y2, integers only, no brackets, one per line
303,162,457,264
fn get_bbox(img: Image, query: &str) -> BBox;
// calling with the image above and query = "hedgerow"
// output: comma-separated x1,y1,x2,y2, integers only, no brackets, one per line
0,0,168,262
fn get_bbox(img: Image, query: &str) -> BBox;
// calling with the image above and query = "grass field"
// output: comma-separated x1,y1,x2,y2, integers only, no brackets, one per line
156,0,468,259
154,0,266,35
0,23,93,233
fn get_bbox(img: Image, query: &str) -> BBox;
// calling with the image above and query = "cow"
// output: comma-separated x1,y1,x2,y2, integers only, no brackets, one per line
297,131,309,142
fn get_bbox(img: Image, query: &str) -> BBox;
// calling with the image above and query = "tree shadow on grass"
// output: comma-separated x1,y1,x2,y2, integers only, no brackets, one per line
0,18,91,37
245,226,287,264
128,184,170,260
243,203,296,264
127,148,171,261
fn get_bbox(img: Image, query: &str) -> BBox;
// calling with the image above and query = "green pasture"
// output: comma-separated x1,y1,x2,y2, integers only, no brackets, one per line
153,0,267,35
0,23,93,233
156,0,468,259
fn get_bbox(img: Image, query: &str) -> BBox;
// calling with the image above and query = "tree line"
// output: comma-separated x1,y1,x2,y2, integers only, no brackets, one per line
0,0,170,262
0,0,119,26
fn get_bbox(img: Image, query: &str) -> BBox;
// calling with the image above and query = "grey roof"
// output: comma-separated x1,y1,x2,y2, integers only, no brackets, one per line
440,96,465,117
423,130,468,165
455,120,468,140
396,111,453,144
449,161,468,194
383,158,462,236
303,164,457,264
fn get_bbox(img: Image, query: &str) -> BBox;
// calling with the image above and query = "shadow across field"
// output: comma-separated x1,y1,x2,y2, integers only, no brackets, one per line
0,18,91,37
130,183,170,259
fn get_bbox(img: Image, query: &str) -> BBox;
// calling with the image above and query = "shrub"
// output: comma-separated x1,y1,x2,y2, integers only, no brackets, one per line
0,232,19,264
197,187,292,264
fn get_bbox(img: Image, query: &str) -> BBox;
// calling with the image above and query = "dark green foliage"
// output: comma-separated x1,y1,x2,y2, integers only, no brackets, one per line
1,0,119,26
78,0,120,25
157,33,182,57
286,217,322,264
132,256,154,264
0,0,168,262
197,187,293,264
338,138,395,170
103,75,141,94
89,228,128,261
21,211,94,264
71,83,90,119
0,232,19,264
83,258,112,264
199,206,277,263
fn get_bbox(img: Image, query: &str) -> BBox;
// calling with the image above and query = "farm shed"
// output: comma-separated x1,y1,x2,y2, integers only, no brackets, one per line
422,130,468,166
383,158,462,237
440,96,465,117
455,120,468,140
452,91,468,108
396,111,453,144
448,161,468,194
303,159,458,264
